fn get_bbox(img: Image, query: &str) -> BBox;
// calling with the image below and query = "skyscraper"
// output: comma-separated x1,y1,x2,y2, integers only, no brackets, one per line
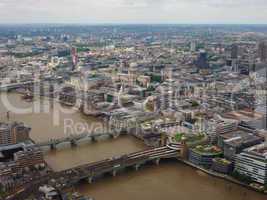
265,64,267,130
258,41,267,63
71,47,78,70
231,44,238,59
190,41,196,52
196,50,209,70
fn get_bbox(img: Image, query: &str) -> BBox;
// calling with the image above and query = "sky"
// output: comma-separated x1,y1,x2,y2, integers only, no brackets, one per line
0,0,267,24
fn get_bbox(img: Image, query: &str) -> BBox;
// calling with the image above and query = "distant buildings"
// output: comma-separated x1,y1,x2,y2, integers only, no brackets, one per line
71,47,79,70
231,44,239,59
231,44,239,72
190,41,197,52
196,50,209,70
235,143,267,184
258,41,267,63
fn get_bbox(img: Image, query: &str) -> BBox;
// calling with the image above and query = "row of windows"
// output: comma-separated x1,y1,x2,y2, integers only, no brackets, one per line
235,166,266,179
236,158,267,170
239,153,266,162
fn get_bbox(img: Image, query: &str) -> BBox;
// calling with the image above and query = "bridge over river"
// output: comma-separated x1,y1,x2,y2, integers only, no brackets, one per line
36,131,121,150
6,144,182,200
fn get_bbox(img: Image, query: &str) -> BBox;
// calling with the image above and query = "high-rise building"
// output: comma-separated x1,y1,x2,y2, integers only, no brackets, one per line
230,44,239,72
231,44,238,59
266,82,267,131
258,41,267,63
71,47,78,70
11,122,31,144
190,41,196,52
196,50,209,70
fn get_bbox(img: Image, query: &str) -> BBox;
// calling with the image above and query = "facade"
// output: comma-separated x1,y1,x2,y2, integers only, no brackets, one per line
218,130,264,160
0,123,12,146
11,122,31,144
189,145,223,167
258,41,267,63
211,158,233,174
68,74,112,91
0,144,44,171
196,50,209,70
235,143,267,185
0,122,30,146
0,144,45,191
231,44,238,59
216,121,238,136
13,147,44,171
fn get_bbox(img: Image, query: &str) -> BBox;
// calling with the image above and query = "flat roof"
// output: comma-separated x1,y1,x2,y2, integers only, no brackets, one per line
222,129,263,147
246,143,267,158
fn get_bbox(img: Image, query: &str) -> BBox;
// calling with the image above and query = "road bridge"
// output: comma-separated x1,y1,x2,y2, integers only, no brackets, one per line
36,132,120,150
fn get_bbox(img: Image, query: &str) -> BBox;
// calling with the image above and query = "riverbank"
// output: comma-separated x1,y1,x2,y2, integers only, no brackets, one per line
178,159,267,195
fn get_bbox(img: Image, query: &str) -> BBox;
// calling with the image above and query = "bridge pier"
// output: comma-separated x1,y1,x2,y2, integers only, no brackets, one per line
91,136,97,143
108,134,115,139
112,170,117,177
87,177,93,184
70,139,77,147
153,158,161,166
50,143,57,150
134,164,141,171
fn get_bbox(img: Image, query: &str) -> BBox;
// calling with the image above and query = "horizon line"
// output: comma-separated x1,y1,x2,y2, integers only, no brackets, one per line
1,22,267,26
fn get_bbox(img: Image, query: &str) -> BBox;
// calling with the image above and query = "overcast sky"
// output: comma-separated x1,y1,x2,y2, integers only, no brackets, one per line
0,0,267,24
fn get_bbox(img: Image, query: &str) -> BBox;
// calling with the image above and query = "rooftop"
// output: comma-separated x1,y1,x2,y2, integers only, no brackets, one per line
246,143,267,159
192,145,223,156
222,129,263,147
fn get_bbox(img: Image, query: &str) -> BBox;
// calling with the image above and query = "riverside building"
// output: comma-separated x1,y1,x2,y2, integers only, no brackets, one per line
235,143,267,185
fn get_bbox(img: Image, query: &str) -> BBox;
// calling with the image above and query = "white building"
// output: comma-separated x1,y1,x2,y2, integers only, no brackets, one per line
235,143,267,184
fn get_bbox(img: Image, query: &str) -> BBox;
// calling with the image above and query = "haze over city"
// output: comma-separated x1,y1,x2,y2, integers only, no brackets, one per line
1,0,267,24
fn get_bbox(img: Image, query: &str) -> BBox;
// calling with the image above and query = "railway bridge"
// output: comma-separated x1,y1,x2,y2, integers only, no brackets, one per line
6,144,183,200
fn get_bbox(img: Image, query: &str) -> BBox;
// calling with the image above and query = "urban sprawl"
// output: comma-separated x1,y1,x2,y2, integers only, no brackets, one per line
0,25,266,199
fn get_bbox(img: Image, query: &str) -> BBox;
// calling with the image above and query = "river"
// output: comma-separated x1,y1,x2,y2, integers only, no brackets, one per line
0,92,266,200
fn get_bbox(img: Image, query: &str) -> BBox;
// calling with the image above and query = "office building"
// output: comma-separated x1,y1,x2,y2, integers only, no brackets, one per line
190,41,196,52
196,50,209,70
0,143,44,176
231,44,238,59
235,143,267,184
0,122,31,146
258,41,267,63
218,129,264,160
212,158,233,174
0,123,12,146
71,47,78,70
189,145,223,167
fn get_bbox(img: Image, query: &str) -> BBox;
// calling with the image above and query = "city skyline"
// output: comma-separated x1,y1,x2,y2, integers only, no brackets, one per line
1,0,267,24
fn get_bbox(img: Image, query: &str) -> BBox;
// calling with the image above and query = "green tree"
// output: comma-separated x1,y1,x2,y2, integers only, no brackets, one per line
231,171,253,184
191,101,199,107
0,185,5,199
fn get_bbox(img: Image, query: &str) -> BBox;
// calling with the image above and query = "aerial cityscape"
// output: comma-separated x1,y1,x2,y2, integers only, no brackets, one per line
0,1,267,200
